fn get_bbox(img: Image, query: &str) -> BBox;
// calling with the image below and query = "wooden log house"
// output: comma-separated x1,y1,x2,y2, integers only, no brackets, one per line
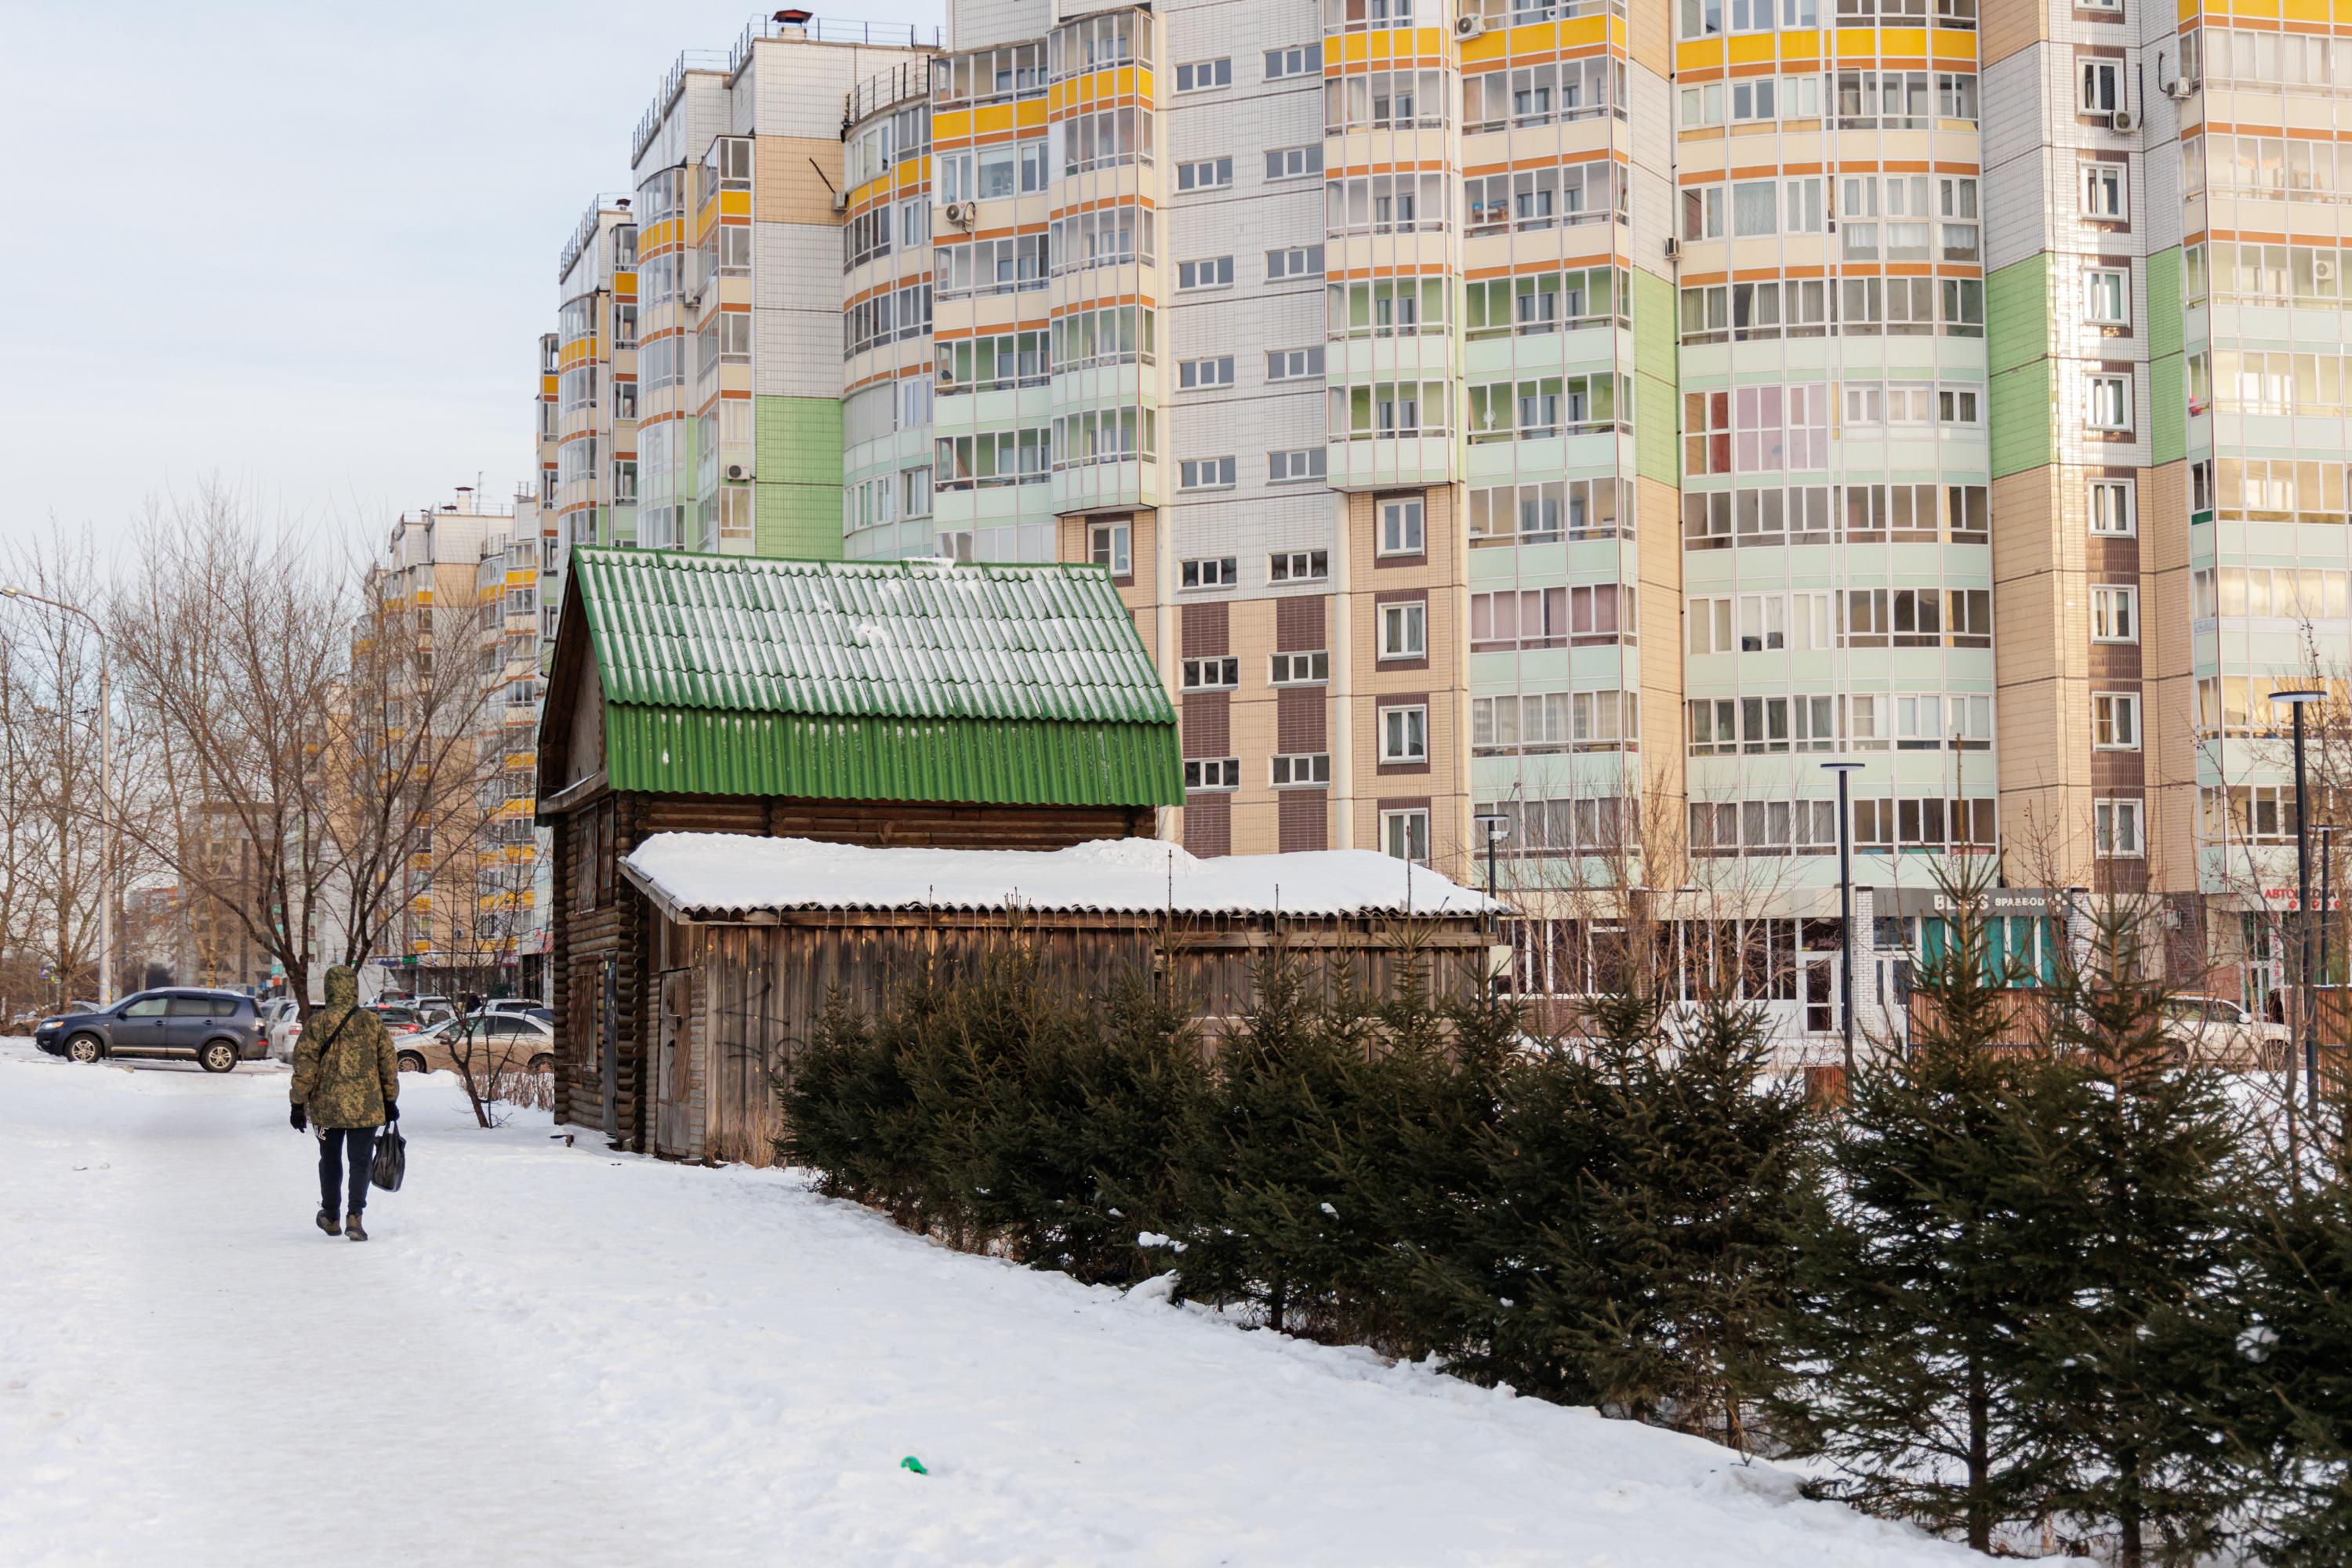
535,548,1185,1149
619,833,1500,1163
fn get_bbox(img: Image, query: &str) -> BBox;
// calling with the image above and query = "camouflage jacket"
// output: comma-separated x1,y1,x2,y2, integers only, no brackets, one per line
292,967,399,1130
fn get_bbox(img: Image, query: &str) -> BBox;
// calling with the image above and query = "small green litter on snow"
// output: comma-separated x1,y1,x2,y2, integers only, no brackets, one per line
900,1456,928,1475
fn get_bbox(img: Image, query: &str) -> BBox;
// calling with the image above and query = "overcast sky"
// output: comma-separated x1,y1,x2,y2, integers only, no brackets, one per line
5,0,936,564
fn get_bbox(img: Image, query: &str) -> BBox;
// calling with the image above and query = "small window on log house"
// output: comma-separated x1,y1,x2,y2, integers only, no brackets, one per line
579,800,618,913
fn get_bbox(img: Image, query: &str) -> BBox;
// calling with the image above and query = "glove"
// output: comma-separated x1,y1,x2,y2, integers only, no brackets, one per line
289,1103,307,1132
383,1102,399,1123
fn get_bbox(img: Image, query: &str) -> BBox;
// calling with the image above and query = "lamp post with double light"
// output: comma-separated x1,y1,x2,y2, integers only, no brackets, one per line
1,586,114,1007
1823,761,1866,1087
2274,688,2326,1121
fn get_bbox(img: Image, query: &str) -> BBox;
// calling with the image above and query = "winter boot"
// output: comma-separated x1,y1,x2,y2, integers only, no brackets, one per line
344,1211,369,1243
316,1209,340,1237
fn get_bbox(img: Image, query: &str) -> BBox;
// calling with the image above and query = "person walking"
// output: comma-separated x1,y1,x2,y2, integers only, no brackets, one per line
290,965,399,1242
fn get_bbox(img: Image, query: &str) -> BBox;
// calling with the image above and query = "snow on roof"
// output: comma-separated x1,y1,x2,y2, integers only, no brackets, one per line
621,833,1499,921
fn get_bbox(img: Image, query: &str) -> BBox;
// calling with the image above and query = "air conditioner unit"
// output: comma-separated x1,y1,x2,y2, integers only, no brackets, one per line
831,190,850,212
725,463,753,482
2163,76,2198,100
2110,107,2139,132
1663,235,1681,261
945,201,977,227
1454,13,1487,39
2316,256,2339,282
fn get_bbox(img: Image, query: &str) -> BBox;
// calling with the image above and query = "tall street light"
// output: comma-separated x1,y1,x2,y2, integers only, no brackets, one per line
2274,686,2325,1123
2320,824,2339,1091
1823,760,1867,1087
1472,811,1511,1003
1,587,114,1006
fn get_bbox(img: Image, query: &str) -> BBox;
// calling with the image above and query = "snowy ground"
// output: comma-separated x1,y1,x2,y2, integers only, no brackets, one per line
0,1038,1979,1568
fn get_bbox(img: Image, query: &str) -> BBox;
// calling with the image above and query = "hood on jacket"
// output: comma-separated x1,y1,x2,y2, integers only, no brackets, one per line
322,965,359,1010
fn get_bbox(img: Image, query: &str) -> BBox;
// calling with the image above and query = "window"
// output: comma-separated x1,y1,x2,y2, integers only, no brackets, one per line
1181,656,1240,690
1380,601,1427,659
1177,256,1236,290
2088,373,2132,430
1381,705,1429,764
1270,550,1329,583
1268,245,1325,280
1267,347,1324,381
2082,162,2125,219
2085,268,2129,325
2095,797,2144,857
1269,448,1327,483
1381,808,1431,864
1271,753,1332,787
2093,691,2142,750
1185,757,1240,791
1178,456,1237,491
2092,585,2139,642
1181,556,1240,589
1270,649,1330,684
1179,356,1236,390
1089,521,1132,575
2089,478,2135,535
2081,59,2122,114
1174,57,1231,91
1178,157,1233,191
1265,43,1321,79
1380,497,1425,555
1266,146,1323,180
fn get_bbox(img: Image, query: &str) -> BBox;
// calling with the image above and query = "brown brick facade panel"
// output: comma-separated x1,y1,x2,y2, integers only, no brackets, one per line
1183,691,1230,757
1181,600,1229,658
1184,792,1231,858
1276,593,1327,653
1277,688,1326,752
1279,790,1328,852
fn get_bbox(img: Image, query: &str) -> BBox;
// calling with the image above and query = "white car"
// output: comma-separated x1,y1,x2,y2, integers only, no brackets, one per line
261,997,303,1062
2161,995,2286,1065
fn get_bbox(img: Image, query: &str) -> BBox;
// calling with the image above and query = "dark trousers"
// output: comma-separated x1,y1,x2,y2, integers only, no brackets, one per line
318,1127,379,1217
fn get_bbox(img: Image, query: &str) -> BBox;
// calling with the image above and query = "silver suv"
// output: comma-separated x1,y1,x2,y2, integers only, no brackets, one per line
33,990,263,1073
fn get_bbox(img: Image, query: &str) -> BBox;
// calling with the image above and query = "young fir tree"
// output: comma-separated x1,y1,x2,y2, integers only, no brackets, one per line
1780,877,2067,1552
1174,940,1370,1335
1575,986,1807,1445
2232,1120,2352,1566
2013,906,2256,1568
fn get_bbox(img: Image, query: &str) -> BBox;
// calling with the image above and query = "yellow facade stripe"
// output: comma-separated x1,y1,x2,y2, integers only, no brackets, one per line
934,107,971,140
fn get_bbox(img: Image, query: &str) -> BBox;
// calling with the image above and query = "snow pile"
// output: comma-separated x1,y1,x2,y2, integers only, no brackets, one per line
0,1040,1975,1566
622,833,1500,920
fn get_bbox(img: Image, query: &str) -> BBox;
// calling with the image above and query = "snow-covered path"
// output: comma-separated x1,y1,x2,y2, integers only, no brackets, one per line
0,1041,1975,1568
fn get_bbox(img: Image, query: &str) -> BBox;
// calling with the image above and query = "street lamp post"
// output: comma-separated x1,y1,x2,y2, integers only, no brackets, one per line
1,587,114,1007
2274,688,2325,1123
1472,811,1512,1003
1823,761,1867,1088
2320,825,2339,1104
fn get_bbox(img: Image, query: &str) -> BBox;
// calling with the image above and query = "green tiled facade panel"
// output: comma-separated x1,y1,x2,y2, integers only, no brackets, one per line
756,396,844,486
1629,268,1680,486
1986,254,2050,376
756,482,841,561
2147,247,2183,362
1989,362,2055,478
2151,354,2187,467
568,546,1183,807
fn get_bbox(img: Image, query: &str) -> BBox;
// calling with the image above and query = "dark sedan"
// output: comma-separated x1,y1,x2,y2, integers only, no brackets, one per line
32,989,263,1073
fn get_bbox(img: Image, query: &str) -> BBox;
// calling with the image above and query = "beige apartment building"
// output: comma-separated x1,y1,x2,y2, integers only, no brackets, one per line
524,1,2352,1044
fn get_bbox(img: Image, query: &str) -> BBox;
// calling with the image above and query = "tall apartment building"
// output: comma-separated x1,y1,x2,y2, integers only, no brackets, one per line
537,4,2351,1040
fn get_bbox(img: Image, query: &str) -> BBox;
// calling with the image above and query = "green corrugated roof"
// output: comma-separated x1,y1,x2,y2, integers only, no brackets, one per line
571,550,1181,807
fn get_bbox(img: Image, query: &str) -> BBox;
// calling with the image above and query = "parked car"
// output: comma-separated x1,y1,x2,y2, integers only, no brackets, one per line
32,989,263,1073
260,997,304,1061
481,998,554,1023
2161,994,2285,1064
395,1011,557,1076
367,1004,429,1036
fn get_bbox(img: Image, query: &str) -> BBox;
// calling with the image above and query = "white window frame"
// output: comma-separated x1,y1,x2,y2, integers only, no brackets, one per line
1380,704,1429,764
1177,157,1234,192
1265,43,1321,80
1178,456,1239,492
1268,448,1327,483
2080,59,2123,114
1177,256,1236,291
1267,245,1325,280
2082,162,2125,219
1088,521,1131,575
2087,373,2132,431
1184,757,1241,792
1379,601,1427,659
1379,496,1425,555
2084,267,2129,325
1265,146,1323,181
2095,797,2145,858
1269,549,1330,583
2091,584,2140,643
1180,655,1241,691
2092,691,2142,750
1181,556,1240,590
1270,753,1332,788
1381,807,1432,864
1269,649,1330,685
1174,57,1232,92
1179,355,1236,390
2088,478,2136,536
